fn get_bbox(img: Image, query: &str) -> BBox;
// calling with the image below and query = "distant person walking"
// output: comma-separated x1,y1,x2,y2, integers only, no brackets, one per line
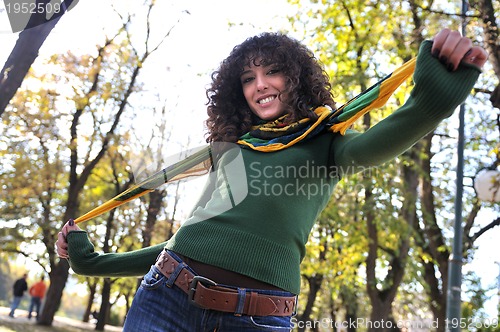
28,275,47,320
9,273,28,318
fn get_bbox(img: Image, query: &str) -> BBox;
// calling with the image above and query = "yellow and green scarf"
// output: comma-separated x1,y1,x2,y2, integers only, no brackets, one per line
238,57,416,151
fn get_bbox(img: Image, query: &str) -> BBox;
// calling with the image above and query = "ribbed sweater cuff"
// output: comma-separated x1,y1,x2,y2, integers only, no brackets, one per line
67,231,164,277
410,40,481,120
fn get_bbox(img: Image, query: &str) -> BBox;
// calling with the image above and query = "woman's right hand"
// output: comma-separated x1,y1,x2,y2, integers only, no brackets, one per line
56,219,82,259
431,28,488,71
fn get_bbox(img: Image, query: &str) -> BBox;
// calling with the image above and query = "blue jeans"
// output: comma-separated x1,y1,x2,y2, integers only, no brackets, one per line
9,296,23,316
28,296,42,319
123,251,294,331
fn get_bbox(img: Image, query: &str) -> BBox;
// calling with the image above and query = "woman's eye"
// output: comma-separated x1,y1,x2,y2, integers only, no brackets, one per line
267,68,280,75
241,77,254,84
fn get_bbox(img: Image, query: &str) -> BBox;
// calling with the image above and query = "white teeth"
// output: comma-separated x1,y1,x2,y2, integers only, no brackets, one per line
258,96,275,104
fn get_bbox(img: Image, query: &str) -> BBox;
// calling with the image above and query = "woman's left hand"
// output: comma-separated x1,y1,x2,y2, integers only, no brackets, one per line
431,29,488,71
56,219,82,259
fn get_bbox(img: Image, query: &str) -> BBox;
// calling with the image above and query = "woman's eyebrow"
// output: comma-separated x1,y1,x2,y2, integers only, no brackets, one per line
240,69,253,76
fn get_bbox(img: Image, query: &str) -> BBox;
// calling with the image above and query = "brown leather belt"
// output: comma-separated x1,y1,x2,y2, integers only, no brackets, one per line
154,250,297,317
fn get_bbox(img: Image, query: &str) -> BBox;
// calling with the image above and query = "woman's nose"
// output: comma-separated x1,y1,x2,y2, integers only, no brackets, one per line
256,75,268,91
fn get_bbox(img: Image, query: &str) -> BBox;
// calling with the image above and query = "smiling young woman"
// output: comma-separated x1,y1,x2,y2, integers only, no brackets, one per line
57,28,487,332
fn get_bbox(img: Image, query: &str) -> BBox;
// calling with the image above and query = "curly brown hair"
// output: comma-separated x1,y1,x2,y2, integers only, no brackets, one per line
205,32,335,143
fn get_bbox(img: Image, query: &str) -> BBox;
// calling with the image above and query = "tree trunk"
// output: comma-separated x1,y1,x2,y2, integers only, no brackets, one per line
365,185,398,332
421,260,446,331
37,260,69,325
95,278,112,331
365,147,417,332
417,134,449,332
38,202,80,326
92,208,115,331
143,190,165,247
122,290,133,326
82,279,97,323
297,274,323,332
472,0,500,108
340,286,359,332
474,0,500,72
0,0,77,115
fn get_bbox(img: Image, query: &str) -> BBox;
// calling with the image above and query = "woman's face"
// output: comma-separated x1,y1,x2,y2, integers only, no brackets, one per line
240,59,287,121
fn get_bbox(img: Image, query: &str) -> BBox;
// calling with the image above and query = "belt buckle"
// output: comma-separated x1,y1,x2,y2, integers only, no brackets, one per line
188,276,217,309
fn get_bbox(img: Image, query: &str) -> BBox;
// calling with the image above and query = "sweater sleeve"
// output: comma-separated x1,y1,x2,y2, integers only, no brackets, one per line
67,231,166,277
332,40,481,171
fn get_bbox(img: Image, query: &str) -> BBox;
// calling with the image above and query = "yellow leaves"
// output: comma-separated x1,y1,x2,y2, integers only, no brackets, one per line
87,56,102,79
437,245,448,253
386,232,399,244
74,96,89,110
489,143,500,158
421,252,433,264
101,82,113,101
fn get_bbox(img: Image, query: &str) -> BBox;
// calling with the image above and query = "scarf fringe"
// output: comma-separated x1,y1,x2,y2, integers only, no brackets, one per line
330,57,416,135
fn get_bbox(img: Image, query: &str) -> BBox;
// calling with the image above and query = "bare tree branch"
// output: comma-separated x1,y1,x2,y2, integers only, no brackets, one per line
471,217,500,242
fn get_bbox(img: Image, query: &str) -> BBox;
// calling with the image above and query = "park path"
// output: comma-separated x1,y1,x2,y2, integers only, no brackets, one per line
0,306,122,332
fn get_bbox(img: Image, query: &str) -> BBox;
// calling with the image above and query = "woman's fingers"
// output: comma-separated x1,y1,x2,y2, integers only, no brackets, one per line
56,219,81,259
64,219,81,233
446,37,473,71
431,28,488,71
56,231,69,258
461,46,488,68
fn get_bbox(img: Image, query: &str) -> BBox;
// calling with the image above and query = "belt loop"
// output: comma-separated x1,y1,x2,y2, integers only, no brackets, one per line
291,295,298,316
165,262,187,287
155,250,163,261
234,288,246,316
165,250,182,263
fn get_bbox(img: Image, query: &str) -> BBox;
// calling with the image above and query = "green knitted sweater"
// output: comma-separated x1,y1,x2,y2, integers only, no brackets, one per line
67,41,481,294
